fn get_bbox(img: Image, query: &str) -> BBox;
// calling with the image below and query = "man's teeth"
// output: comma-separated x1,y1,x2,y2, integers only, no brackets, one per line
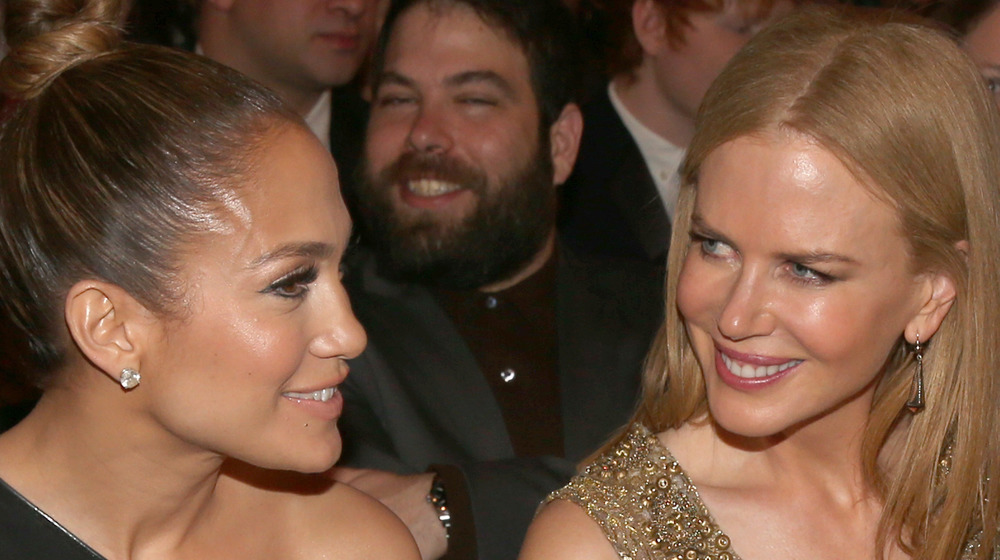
284,387,338,402
407,179,462,197
721,353,802,379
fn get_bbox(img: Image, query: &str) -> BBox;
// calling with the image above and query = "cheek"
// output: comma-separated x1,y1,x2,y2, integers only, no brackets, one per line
676,253,719,332
365,116,408,166
475,119,537,164
172,312,304,385
779,295,898,372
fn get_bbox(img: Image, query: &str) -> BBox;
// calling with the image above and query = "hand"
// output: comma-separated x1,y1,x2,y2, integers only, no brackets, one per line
332,467,447,560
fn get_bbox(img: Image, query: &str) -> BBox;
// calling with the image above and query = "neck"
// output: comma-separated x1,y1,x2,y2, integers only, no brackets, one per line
613,69,694,149
0,383,225,557
479,230,555,293
715,385,878,504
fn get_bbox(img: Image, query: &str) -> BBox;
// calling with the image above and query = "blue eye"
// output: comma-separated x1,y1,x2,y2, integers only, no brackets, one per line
700,238,733,257
791,262,819,279
788,262,835,285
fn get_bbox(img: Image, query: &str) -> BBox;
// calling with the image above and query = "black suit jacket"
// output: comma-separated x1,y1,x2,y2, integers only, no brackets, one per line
339,246,663,560
559,84,671,263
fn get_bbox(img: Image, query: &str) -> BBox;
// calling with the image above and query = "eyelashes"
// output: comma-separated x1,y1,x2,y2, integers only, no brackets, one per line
688,231,837,286
262,265,319,299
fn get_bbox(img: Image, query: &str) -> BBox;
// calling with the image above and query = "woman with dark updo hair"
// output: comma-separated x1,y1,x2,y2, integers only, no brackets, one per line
0,1,420,558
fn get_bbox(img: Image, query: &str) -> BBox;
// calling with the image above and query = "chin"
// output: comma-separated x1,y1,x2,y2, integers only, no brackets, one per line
292,439,344,474
242,435,343,474
706,397,796,442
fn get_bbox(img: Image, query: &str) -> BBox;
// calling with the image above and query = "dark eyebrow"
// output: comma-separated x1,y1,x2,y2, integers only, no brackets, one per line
247,242,337,269
377,71,416,90
376,69,519,101
443,70,518,100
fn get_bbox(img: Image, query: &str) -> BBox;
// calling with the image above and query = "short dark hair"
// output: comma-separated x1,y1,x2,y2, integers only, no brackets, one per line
370,0,581,127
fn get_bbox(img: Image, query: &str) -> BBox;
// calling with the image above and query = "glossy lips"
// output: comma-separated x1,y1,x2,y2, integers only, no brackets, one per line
715,347,802,389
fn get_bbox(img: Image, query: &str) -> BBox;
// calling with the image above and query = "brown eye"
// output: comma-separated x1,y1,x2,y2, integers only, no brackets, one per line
263,266,318,299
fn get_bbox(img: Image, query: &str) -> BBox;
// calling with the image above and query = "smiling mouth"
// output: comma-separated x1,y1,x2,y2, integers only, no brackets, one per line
406,179,463,197
720,353,803,379
283,387,338,402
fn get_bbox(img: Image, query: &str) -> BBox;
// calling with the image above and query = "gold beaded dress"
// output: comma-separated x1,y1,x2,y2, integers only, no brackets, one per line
547,423,737,560
547,423,995,560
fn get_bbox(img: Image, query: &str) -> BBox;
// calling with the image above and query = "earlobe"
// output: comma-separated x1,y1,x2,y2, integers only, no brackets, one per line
904,273,958,344
549,103,583,186
65,281,150,385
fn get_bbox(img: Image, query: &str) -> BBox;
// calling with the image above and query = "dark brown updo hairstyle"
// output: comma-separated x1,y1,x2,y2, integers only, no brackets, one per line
0,0,300,385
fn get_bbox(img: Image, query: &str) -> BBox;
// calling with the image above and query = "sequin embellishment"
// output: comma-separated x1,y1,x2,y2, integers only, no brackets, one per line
547,424,739,560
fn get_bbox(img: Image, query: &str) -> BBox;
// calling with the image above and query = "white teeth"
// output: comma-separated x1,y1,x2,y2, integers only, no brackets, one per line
284,387,338,402
407,179,462,197
721,353,802,379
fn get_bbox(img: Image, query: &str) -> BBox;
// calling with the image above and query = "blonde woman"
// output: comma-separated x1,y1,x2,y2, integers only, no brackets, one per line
521,7,1000,560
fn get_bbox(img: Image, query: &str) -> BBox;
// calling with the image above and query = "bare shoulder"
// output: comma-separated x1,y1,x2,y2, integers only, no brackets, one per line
518,498,618,560
214,467,419,560
305,482,421,559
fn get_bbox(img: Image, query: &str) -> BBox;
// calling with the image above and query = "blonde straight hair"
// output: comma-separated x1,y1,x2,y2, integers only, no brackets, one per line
628,7,1000,559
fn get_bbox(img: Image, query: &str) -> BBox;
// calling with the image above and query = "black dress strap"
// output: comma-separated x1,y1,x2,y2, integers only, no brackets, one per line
0,477,105,559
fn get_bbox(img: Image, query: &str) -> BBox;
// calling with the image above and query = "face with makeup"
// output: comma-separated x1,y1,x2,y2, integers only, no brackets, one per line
964,3,1000,108
676,132,950,439
138,124,366,473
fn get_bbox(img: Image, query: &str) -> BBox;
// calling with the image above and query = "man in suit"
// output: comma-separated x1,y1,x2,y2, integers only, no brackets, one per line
333,1,663,559
559,0,793,263
196,0,385,196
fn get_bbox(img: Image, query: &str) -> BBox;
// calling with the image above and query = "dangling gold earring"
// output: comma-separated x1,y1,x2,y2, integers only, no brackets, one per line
906,335,924,412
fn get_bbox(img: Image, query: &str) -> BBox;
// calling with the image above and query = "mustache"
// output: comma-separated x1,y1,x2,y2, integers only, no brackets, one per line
372,152,488,194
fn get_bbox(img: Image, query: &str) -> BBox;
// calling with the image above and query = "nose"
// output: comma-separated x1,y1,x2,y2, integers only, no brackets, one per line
405,103,454,155
309,284,368,361
716,265,776,341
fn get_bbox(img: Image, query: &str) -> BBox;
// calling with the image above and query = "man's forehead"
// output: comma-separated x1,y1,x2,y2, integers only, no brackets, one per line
388,2,526,61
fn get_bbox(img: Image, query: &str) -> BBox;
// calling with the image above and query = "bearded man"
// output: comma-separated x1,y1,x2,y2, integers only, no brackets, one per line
334,1,663,559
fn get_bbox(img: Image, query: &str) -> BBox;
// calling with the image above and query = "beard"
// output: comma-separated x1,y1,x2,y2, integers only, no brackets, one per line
356,138,556,290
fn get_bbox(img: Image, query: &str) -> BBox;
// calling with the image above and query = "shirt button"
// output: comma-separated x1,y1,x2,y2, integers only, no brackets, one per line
500,368,516,383
484,295,498,309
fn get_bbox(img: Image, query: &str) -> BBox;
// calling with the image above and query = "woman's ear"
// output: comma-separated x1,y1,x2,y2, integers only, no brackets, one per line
549,103,583,186
904,272,958,344
64,281,155,386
